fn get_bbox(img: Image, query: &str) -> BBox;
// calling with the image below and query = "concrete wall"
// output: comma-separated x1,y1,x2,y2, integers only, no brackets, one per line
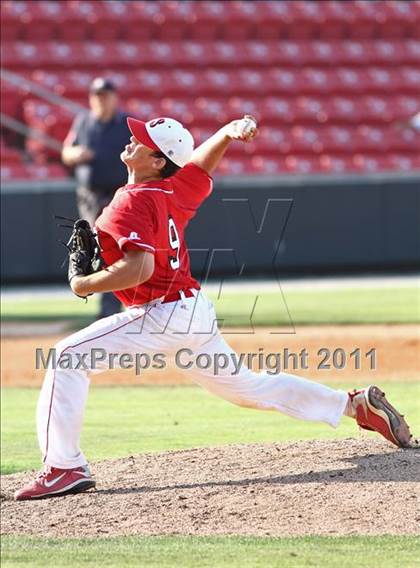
1,172,419,283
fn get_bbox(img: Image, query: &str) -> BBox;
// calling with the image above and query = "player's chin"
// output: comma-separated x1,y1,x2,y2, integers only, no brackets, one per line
120,151,132,165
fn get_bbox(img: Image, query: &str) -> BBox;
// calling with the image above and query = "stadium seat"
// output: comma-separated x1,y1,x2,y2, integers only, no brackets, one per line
227,97,261,122
199,69,238,96
26,163,69,179
0,144,24,165
193,97,229,126
320,126,357,154
326,97,362,124
250,155,286,175
393,95,420,120
295,96,328,124
217,156,249,175
3,0,420,178
260,97,298,123
1,163,29,181
222,1,258,41
188,2,224,40
125,99,163,121
256,127,291,155
285,155,322,174
319,154,356,174
159,98,194,125
389,153,420,171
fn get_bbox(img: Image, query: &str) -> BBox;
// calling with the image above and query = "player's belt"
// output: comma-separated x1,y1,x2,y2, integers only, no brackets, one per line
162,288,197,304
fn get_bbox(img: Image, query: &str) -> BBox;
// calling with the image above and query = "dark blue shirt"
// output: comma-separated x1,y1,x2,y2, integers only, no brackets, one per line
70,110,131,193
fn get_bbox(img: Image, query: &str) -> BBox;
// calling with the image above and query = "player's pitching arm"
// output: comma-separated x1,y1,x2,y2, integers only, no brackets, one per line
70,250,154,297
191,115,258,174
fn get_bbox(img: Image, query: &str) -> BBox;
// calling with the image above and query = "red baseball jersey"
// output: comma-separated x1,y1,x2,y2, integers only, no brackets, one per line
95,163,213,307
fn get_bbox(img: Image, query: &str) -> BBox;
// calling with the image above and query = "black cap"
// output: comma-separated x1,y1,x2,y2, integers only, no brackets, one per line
89,77,116,94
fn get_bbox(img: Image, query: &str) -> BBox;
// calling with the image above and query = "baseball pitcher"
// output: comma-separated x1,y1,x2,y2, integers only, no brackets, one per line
16,115,415,500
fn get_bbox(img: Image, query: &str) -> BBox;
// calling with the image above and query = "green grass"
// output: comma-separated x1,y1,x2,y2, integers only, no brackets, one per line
1,535,420,568
1,286,419,325
2,382,419,475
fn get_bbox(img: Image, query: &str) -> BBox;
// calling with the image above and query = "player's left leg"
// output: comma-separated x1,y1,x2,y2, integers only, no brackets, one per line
185,331,413,448
185,331,348,428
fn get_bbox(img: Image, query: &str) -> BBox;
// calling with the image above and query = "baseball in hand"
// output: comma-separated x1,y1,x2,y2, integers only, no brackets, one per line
237,115,258,141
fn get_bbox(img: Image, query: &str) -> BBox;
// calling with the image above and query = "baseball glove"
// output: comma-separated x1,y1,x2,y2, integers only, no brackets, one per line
60,218,103,296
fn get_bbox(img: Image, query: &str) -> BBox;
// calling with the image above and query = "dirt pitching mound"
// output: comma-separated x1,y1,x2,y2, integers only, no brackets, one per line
1,439,419,538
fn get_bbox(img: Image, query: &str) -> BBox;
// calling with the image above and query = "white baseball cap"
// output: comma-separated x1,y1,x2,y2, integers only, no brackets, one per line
127,117,194,167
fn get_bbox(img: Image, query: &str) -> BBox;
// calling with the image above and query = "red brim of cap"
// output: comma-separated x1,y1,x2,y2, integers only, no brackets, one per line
127,117,160,151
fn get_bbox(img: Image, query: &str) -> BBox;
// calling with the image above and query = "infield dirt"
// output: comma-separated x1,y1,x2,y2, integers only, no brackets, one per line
1,324,419,386
1,439,419,537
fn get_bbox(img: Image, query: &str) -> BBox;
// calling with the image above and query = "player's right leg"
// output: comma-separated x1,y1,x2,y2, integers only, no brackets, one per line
15,303,170,500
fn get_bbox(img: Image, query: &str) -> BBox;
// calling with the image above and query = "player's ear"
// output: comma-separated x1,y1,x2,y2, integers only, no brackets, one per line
152,156,166,172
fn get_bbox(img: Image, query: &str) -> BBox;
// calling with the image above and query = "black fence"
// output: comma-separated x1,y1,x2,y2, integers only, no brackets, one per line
1,173,419,283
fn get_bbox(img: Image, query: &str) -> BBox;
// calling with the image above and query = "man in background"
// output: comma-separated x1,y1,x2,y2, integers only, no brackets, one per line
62,77,130,318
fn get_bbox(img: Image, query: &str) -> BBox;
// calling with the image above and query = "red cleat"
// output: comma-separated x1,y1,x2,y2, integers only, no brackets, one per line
349,385,413,448
15,465,95,501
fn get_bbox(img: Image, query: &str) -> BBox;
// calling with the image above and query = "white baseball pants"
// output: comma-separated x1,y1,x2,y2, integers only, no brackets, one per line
37,292,348,469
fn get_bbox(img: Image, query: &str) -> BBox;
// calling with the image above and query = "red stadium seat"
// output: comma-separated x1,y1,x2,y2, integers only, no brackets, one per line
365,67,401,93
380,1,420,39
354,125,389,153
166,70,202,96
192,97,230,126
125,99,162,121
17,1,65,41
333,68,369,94
1,163,29,181
42,42,84,69
255,1,291,40
349,1,383,39
199,69,238,96
305,41,337,65
241,41,276,66
206,41,246,67
352,154,392,173
319,155,356,174
0,80,26,120
260,97,297,123
295,97,327,124
189,2,224,40
217,156,249,175
320,126,357,154
3,0,420,176
326,97,362,124
0,144,23,165
256,127,291,155
404,40,420,64
227,96,261,122
399,67,420,93
285,155,322,174
359,96,395,124
385,126,420,153
159,98,194,125
290,126,322,154
320,1,354,38
1,42,47,69
222,1,259,41
392,95,420,120
389,153,420,171
368,40,406,65
26,163,69,180
189,125,214,146
129,70,168,97
266,69,300,95
251,155,286,175
154,1,194,41
89,1,134,41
